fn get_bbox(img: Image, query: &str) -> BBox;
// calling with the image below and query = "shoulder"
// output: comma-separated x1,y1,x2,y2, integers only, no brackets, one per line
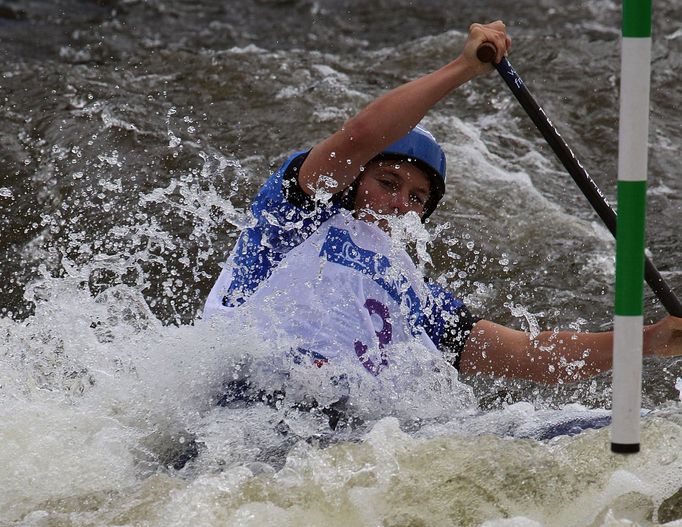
424,281,475,332
425,281,465,311
254,150,311,210
422,280,480,368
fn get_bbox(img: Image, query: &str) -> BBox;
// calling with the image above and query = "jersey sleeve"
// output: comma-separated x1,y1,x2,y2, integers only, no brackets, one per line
422,281,479,370
222,151,339,307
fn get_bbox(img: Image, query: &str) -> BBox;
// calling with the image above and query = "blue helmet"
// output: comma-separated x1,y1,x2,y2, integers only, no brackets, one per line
380,125,447,219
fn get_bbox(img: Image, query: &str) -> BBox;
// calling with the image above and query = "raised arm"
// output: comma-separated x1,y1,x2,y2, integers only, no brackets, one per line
298,21,512,196
460,316,682,384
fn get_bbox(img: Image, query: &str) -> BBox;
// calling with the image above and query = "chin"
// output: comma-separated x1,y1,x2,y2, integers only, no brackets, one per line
354,210,391,233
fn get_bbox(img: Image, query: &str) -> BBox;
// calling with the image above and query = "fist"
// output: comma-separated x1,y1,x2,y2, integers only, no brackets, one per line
462,20,512,74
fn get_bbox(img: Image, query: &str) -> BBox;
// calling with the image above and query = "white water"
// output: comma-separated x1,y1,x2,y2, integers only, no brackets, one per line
2,260,682,526
3,118,681,527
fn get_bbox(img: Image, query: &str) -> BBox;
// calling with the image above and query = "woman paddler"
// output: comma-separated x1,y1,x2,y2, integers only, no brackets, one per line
204,21,682,386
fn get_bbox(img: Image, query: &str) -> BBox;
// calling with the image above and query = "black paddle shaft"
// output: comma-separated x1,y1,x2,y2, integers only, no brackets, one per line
477,47,682,317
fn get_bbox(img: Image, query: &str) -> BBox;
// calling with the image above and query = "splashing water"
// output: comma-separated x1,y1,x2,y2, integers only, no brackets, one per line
2,1,682,525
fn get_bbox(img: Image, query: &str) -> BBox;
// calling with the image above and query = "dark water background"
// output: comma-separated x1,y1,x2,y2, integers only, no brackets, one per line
1,2,682,526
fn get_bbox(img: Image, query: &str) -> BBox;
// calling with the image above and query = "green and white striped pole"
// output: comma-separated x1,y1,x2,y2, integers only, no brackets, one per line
611,0,652,454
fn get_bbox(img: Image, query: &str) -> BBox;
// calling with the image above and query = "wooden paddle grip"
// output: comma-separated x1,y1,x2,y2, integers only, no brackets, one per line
476,42,497,63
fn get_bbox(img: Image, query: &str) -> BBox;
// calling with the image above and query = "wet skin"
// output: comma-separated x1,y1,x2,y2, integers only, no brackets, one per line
353,159,431,231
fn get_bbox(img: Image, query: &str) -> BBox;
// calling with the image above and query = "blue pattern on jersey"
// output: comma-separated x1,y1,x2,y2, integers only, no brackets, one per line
319,226,425,335
222,151,340,307
422,281,465,348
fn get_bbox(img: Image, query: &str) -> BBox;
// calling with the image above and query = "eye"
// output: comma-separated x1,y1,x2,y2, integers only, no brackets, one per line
378,177,398,192
410,193,426,206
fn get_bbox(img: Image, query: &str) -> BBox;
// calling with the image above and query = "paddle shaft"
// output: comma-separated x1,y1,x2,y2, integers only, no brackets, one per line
476,44,682,317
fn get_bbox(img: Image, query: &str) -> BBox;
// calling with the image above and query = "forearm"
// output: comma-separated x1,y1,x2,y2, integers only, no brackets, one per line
521,329,615,383
300,57,479,195
461,317,682,384
344,57,479,155
299,21,510,195
460,321,613,383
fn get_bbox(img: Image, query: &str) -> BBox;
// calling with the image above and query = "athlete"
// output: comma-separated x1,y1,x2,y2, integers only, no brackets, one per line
205,21,682,386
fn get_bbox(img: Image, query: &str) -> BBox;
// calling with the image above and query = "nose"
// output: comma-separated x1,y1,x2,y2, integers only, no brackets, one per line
389,189,413,215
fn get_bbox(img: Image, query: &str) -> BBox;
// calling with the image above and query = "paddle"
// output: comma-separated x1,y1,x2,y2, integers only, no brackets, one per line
476,43,682,317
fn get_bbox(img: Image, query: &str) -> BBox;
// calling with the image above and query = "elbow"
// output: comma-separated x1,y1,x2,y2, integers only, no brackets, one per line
340,116,381,157
342,117,370,145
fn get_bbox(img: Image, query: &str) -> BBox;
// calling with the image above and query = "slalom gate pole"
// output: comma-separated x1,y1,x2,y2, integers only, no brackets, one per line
610,0,653,454
475,44,682,318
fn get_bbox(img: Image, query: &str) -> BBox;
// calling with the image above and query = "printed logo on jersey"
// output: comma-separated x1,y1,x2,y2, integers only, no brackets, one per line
319,226,424,335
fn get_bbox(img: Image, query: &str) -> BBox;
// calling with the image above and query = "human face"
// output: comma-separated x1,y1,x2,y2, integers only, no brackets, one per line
353,158,431,231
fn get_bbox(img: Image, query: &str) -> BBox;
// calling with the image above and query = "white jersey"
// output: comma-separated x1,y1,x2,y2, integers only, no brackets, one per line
204,211,440,377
